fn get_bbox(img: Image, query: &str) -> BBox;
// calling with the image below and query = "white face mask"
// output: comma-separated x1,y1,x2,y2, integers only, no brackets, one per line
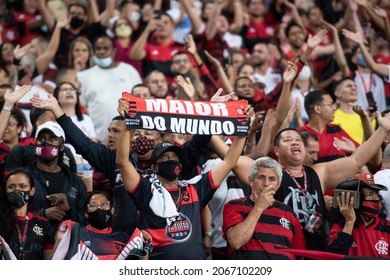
297,65,311,82
93,56,113,68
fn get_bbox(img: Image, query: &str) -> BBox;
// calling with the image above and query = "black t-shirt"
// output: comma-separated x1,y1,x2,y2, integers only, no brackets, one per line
39,169,66,195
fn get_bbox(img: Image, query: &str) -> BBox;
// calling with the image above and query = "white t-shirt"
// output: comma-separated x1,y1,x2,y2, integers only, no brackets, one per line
70,114,96,139
374,169,390,221
79,63,142,142
252,67,282,95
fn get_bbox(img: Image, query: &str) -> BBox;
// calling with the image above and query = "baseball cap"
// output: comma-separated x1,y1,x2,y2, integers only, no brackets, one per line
334,179,371,192
353,172,388,191
150,141,184,164
35,121,65,140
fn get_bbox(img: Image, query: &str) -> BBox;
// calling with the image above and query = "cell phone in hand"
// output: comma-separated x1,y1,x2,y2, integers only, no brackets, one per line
366,91,378,113
153,10,162,20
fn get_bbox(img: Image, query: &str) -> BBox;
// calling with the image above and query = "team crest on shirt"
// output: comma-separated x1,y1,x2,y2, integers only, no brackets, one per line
374,239,389,255
279,217,290,229
33,224,43,236
166,213,192,242
182,189,190,202
266,27,274,36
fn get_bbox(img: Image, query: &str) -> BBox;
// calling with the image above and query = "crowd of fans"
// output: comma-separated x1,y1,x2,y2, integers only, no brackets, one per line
0,0,390,260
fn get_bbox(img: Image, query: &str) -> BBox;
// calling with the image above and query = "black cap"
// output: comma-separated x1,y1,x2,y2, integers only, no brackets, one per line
335,179,388,192
150,141,184,164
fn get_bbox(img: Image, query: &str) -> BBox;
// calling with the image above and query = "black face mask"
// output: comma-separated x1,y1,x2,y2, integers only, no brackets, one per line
7,190,31,208
70,16,85,29
156,160,182,182
87,209,112,230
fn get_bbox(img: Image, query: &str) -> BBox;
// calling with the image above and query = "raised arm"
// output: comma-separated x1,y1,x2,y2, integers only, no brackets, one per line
36,18,68,74
129,18,156,60
229,0,244,34
210,134,246,187
322,19,351,77
205,1,221,40
342,28,390,77
115,98,140,192
97,0,115,27
180,0,204,33
204,50,234,94
314,112,390,190
0,85,32,139
37,0,56,32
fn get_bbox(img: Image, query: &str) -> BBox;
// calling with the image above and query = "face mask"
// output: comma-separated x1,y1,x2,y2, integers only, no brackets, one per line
357,53,368,68
360,200,382,218
36,143,60,163
156,160,182,182
115,25,132,38
131,135,154,155
87,209,112,230
298,65,311,82
93,55,113,68
70,16,85,29
7,190,31,208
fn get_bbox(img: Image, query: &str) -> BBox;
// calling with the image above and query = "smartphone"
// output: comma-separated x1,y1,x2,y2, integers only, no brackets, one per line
366,91,378,113
332,189,360,209
18,69,27,81
153,10,162,20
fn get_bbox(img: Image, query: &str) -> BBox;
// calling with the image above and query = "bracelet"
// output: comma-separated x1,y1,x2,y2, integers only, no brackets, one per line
204,231,212,238
2,105,12,112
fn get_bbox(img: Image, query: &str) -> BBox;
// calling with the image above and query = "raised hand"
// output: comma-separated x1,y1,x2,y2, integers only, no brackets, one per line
342,28,364,45
13,44,32,60
56,17,69,29
334,136,357,153
184,34,196,55
30,93,61,113
176,75,195,100
373,5,387,18
307,28,328,49
117,97,129,117
4,85,32,106
204,50,221,67
321,19,337,34
283,61,298,83
210,88,236,102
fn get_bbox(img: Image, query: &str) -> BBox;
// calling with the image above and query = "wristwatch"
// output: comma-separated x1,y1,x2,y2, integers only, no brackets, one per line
204,231,212,238
2,105,12,112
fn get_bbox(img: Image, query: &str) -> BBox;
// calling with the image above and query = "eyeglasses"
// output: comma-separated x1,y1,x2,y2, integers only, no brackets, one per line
6,121,16,127
172,58,190,64
87,201,111,211
59,88,77,94
319,102,335,107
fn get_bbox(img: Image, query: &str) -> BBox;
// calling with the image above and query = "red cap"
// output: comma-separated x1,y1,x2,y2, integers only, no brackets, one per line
353,172,375,184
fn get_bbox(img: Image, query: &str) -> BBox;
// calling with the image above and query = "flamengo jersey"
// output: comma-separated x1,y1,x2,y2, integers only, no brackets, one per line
298,124,358,163
222,198,305,259
7,212,54,260
329,218,390,257
143,40,185,78
129,172,218,260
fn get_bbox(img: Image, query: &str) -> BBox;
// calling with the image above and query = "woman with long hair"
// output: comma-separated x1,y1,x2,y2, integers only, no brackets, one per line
67,37,94,72
53,81,96,142
0,168,54,259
